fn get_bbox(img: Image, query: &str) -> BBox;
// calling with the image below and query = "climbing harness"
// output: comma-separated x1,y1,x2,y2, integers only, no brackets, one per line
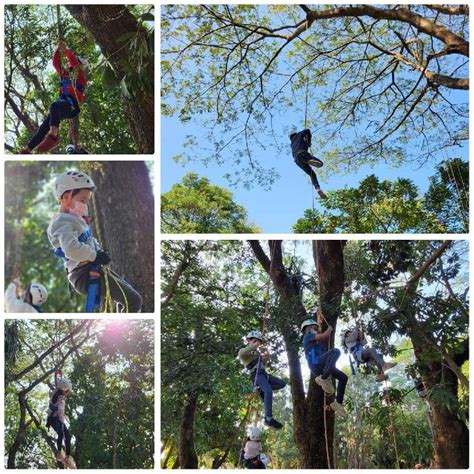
85,264,101,312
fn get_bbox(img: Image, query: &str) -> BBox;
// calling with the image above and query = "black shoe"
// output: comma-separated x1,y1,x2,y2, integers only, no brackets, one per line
264,417,283,430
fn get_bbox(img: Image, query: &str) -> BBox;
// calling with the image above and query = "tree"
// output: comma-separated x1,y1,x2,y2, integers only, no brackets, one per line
5,320,154,469
66,5,154,153
346,240,469,468
87,161,155,312
249,240,345,468
293,161,469,233
161,173,259,233
162,5,468,187
4,5,153,154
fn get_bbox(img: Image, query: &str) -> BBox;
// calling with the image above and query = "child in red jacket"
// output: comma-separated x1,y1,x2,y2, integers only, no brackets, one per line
20,40,89,154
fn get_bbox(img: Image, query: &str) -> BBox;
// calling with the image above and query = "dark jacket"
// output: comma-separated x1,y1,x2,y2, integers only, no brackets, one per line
289,129,311,158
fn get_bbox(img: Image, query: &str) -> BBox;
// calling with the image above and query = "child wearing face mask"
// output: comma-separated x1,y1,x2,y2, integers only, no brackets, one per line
47,170,142,312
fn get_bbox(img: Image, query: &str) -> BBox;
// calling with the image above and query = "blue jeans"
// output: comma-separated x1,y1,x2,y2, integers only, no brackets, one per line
28,96,80,150
311,348,348,404
294,151,323,189
251,371,286,419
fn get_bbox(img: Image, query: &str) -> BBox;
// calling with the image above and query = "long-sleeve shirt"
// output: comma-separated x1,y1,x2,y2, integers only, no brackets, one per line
244,440,262,460
344,328,367,351
289,129,312,158
53,48,87,104
48,212,100,272
238,344,265,369
4,283,38,313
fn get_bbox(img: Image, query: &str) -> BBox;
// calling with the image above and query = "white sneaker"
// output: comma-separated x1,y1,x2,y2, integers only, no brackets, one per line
376,373,388,382
330,400,348,417
383,362,397,371
315,375,335,395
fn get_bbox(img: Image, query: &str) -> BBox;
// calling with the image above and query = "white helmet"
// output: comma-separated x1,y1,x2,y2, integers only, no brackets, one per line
247,426,262,441
301,319,319,332
78,56,92,71
260,453,269,467
246,331,263,342
57,376,72,392
28,283,48,306
54,170,95,201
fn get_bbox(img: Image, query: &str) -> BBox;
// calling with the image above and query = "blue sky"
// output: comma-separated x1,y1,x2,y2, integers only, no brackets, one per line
161,6,469,233
161,109,468,233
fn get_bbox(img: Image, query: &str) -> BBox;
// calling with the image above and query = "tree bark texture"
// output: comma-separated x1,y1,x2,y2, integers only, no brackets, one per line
65,5,154,153
249,240,345,468
178,392,199,469
89,161,154,312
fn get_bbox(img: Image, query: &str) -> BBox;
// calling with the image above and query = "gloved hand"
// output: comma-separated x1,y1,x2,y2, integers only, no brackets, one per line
93,250,111,266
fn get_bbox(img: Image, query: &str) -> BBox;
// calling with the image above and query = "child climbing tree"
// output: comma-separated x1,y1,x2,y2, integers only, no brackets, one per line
5,4,154,154
161,239,469,468
5,319,154,469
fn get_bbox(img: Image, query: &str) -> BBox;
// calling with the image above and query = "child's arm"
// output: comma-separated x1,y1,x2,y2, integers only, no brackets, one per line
5,282,18,304
53,48,63,75
315,326,333,341
58,233,96,262
63,49,80,69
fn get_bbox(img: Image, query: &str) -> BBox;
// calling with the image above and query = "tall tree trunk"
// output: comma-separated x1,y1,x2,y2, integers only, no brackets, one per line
249,240,345,468
65,5,154,153
178,392,199,468
88,161,154,311
411,328,469,468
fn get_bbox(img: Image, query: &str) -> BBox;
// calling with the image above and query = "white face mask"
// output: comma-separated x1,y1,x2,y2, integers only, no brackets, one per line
69,200,88,217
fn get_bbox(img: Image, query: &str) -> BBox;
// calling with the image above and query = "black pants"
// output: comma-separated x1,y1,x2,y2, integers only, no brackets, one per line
28,96,79,150
311,348,348,404
294,151,323,189
244,457,265,469
50,418,71,456
69,263,143,313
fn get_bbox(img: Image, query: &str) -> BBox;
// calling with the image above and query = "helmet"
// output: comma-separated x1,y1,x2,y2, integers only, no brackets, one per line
301,319,318,332
28,283,48,306
260,454,269,467
77,56,92,71
57,376,72,392
246,331,263,342
247,426,262,441
54,170,95,201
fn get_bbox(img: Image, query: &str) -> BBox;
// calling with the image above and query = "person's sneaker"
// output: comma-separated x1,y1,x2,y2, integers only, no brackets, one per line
316,189,328,199
383,362,397,372
330,400,348,417
36,133,60,152
264,417,283,430
375,373,388,382
55,451,65,463
308,158,323,168
315,375,335,395
65,456,77,469
19,148,31,154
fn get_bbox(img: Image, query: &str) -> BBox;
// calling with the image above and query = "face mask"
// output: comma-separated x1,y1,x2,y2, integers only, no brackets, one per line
69,200,88,218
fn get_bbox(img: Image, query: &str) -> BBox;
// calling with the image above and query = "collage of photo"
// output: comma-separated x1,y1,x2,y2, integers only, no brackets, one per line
2,2,470,471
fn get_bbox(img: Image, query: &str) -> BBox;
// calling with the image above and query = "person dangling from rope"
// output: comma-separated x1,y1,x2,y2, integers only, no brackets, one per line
414,378,428,398
289,129,327,199
301,316,348,417
4,278,48,313
342,327,397,382
19,40,90,154
47,171,142,312
46,371,76,469
238,331,286,430
240,426,269,469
